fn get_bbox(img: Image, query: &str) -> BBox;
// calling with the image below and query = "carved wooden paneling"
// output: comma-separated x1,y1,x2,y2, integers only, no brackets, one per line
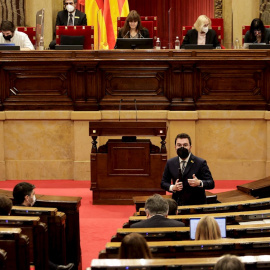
0,50,270,111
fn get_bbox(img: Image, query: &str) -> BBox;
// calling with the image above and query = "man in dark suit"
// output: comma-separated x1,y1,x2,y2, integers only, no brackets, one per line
161,133,214,206
49,0,87,49
130,194,185,228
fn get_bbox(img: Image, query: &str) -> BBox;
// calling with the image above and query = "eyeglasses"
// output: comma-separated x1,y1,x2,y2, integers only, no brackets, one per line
64,2,74,5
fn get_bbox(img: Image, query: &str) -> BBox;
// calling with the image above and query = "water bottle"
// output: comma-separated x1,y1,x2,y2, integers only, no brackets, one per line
175,36,180,49
39,36,44,50
156,38,161,50
234,38,239,49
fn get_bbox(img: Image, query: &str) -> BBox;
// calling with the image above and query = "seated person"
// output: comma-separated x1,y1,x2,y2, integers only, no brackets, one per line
0,195,12,215
49,0,87,49
214,255,245,270
13,182,74,270
244,18,270,45
195,216,221,240
0,20,34,50
117,10,149,39
130,194,185,228
119,232,152,259
181,15,220,48
166,198,178,215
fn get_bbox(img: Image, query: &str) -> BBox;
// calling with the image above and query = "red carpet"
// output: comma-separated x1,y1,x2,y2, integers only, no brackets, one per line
0,180,252,269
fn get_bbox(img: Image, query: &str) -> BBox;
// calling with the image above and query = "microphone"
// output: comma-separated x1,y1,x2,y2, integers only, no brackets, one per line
119,99,123,121
139,32,144,38
134,99,137,121
123,31,130,38
9,89,17,95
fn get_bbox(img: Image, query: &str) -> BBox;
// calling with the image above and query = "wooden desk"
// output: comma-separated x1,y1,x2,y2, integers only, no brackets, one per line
0,228,29,270
0,249,7,270
89,122,167,204
91,255,270,270
101,237,270,259
127,209,270,227
1,50,270,111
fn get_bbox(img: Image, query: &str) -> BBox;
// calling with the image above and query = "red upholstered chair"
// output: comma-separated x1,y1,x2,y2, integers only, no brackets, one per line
242,25,270,43
211,18,224,40
212,26,222,45
182,26,193,41
117,16,158,40
55,25,94,50
17,27,36,46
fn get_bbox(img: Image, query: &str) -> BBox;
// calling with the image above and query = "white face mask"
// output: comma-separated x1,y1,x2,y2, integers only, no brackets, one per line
30,195,36,206
201,26,209,34
66,4,75,13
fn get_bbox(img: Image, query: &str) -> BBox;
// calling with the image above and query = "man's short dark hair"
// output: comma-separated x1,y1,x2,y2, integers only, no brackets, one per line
214,255,245,270
145,194,169,216
64,0,77,3
13,182,35,205
175,133,192,146
0,21,16,33
166,198,178,215
0,195,12,215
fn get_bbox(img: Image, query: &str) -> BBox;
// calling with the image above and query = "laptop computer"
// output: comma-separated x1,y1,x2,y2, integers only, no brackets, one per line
184,44,214,50
243,43,267,49
190,217,226,240
55,45,83,50
0,44,20,50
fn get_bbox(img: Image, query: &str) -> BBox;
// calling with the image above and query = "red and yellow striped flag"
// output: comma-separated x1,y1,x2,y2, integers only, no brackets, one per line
85,0,129,50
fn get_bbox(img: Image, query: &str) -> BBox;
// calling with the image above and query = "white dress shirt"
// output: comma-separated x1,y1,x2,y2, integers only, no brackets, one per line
0,30,34,50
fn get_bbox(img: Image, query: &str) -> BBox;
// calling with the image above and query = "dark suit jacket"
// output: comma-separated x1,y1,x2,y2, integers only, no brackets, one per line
117,28,150,38
130,215,185,228
244,28,270,44
161,154,214,205
181,28,220,48
56,9,87,26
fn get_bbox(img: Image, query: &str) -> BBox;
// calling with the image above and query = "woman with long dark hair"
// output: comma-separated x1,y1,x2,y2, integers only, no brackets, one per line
118,10,149,39
244,18,270,44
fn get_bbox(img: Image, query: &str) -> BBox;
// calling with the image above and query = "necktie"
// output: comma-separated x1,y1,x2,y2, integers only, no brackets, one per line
68,14,73,26
181,161,186,174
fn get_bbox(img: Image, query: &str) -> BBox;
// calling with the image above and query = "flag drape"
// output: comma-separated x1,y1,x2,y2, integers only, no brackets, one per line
85,0,129,49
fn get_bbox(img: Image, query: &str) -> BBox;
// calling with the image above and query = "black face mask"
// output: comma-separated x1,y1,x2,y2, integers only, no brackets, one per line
177,147,189,159
3,35,12,41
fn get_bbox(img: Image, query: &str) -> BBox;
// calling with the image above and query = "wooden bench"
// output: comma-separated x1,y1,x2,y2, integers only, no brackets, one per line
133,191,217,211
11,206,67,265
0,216,48,270
0,189,82,270
99,237,270,259
126,209,270,227
91,255,270,270
112,223,270,242
137,197,270,216
0,228,30,270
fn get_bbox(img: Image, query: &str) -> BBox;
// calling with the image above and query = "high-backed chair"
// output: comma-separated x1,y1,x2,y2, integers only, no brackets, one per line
242,25,270,43
56,25,94,50
117,16,157,40
211,18,224,41
182,26,193,41
17,27,36,46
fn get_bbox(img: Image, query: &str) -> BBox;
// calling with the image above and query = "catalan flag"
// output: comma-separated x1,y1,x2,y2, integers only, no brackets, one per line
85,0,129,50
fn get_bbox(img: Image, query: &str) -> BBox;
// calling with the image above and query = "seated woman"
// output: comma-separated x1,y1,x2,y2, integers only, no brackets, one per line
181,15,220,48
244,18,270,45
195,216,221,240
119,232,152,259
117,10,149,39
214,255,245,270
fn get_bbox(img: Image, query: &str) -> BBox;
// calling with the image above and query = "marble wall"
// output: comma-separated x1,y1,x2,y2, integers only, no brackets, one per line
0,110,269,181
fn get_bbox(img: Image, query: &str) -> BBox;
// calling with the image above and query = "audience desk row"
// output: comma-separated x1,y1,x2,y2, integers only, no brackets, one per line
0,189,82,270
1,50,270,111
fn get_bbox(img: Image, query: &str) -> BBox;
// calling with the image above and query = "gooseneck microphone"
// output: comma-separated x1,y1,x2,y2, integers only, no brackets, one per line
123,31,130,38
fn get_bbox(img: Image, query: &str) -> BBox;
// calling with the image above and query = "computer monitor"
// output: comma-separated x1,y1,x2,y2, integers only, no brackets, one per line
0,44,20,50
249,44,270,49
190,217,226,240
116,38,153,49
184,44,214,50
55,45,84,50
243,43,266,49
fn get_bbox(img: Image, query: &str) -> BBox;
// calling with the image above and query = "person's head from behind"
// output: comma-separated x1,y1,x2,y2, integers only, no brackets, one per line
64,0,77,13
175,133,192,160
0,21,16,41
195,216,221,240
119,232,152,259
194,15,212,33
214,255,245,270
166,198,178,215
145,194,169,218
250,18,265,41
125,10,142,32
0,195,13,215
13,182,36,206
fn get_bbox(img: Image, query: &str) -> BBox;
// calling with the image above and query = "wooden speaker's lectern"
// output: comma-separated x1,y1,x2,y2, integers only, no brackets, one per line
89,122,167,205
